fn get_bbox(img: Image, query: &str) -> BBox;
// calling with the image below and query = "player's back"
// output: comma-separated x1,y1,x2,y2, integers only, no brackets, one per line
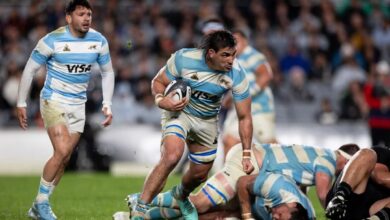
34,26,110,104
261,143,336,186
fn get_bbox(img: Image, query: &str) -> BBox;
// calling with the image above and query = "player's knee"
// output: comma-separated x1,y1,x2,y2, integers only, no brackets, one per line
161,153,181,168
53,147,73,162
237,176,246,187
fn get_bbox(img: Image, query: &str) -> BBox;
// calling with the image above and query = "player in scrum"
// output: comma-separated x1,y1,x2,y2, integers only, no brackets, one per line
118,143,358,219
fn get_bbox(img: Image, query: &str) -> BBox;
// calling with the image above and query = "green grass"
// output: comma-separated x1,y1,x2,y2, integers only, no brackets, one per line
0,173,326,219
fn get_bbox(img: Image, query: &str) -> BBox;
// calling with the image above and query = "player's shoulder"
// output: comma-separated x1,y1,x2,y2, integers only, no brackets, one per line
85,28,108,42
44,26,67,39
244,46,266,59
39,26,68,47
176,48,203,60
87,28,105,38
232,59,246,73
230,59,246,78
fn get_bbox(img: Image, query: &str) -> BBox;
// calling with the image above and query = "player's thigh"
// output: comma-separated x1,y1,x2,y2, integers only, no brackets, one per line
161,111,190,143
197,145,260,207
186,115,219,164
40,99,68,129
161,112,189,159
41,99,86,132
42,100,84,152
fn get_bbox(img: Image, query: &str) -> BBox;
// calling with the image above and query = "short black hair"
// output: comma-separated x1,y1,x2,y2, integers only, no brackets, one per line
338,143,360,156
290,203,309,220
199,30,236,52
65,0,92,14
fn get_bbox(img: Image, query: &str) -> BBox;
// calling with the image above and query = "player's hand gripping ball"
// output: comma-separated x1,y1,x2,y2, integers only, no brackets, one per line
164,79,191,102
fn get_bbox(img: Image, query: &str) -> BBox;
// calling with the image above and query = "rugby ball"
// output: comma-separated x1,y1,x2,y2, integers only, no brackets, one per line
164,79,191,101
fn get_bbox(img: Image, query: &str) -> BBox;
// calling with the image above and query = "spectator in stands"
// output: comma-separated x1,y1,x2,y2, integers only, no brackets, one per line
311,50,332,81
364,60,390,148
332,43,366,100
315,97,338,125
339,80,368,121
282,66,314,102
372,17,390,60
280,40,311,77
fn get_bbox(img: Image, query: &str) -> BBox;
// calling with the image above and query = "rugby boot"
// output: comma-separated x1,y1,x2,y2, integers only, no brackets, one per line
27,201,57,220
325,194,348,220
171,185,198,220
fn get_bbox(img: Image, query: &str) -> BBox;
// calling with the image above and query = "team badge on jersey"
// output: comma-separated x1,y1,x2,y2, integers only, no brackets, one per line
63,44,71,52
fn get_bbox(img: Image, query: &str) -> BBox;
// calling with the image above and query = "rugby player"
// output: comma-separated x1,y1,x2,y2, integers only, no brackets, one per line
326,146,390,219
223,29,276,157
16,0,115,219
123,143,357,219
130,30,254,220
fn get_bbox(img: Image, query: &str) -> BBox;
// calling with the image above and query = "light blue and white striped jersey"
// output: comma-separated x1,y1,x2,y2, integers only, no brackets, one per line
258,143,337,186
31,26,111,104
252,172,316,220
165,48,250,118
237,46,274,114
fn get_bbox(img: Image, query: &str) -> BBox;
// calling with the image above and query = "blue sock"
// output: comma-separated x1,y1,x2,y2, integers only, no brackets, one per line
146,206,181,219
150,191,178,208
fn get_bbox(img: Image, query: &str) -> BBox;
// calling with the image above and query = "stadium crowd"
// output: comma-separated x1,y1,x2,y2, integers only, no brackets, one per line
0,0,390,145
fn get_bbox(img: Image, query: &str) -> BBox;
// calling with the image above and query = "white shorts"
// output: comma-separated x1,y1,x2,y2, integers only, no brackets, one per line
223,109,275,143
161,111,219,164
40,99,85,133
200,144,265,206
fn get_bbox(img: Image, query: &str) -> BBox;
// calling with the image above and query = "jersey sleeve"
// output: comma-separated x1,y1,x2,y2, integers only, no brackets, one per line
313,156,335,178
97,36,111,66
31,36,54,65
231,61,250,101
165,50,183,80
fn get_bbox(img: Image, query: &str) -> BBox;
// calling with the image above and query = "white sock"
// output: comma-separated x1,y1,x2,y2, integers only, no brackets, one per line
35,177,52,203
49,182,56,197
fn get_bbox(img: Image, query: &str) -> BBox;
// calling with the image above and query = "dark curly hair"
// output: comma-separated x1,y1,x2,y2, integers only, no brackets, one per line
198,30,236,53
65,0,92,14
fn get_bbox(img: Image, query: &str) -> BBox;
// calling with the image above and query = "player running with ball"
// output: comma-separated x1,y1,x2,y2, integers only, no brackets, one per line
130,30,254,220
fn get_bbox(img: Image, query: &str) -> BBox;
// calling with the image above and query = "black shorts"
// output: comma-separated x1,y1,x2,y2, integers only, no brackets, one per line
327,173,390,219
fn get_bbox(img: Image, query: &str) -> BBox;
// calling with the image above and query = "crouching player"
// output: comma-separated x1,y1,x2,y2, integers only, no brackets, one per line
115,142,358,219
326,146,390,220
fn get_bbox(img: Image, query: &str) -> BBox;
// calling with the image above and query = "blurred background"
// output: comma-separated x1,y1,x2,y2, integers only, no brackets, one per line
0,0,389,175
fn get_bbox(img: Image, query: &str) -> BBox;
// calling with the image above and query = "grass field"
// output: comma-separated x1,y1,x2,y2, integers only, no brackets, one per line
0,173,326,220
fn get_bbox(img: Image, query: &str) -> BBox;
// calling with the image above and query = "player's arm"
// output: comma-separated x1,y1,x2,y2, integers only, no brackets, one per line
251,62,273,96
16,57,45,130
315,172,332,208
99,60,115,127
97,38,115,127
371,163,390,188
232,64,254,174
235,97,254,174
237,174,256,220
151,67,187,111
